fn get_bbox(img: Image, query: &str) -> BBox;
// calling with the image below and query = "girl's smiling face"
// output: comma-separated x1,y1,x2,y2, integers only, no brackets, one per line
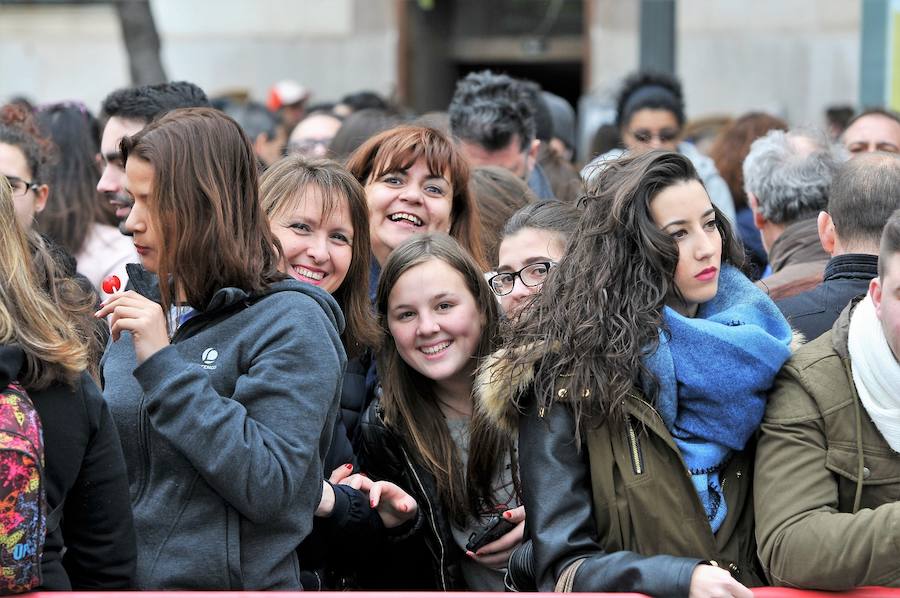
387,258,483,388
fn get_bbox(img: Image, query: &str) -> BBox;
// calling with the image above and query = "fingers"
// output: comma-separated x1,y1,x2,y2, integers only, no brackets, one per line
94,290,148,318
108,309,148,342
328,463,354,485
468,547,514,569
502,505,526,524
338,473,372,493
732,581,753,598
689,565,752,598
368,482,383,508
395,494,417,514
473,519,525,556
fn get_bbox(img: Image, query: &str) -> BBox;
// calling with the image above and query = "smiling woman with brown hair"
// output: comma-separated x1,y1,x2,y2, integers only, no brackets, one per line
346,125,485,274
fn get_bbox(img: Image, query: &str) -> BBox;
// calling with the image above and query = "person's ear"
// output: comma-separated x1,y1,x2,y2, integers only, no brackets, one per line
870,276,883,317
817,211,836,254
528,139,541,161
748,193,766,230
34,184,49,214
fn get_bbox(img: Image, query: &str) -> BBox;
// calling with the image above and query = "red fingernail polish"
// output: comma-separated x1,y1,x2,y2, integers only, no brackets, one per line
370,499,376,508
344,463,353,469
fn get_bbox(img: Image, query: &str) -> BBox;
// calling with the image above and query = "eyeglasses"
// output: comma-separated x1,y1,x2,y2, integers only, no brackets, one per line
488,262,556,296
630,128,680,144
2,175,38,198
287,137,333,155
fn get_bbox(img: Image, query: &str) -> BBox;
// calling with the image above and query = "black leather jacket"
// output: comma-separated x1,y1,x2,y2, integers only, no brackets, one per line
356,399,465,590
517,393,703,597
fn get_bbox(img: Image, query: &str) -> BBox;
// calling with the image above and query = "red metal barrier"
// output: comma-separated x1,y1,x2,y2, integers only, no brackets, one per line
23,589,900,597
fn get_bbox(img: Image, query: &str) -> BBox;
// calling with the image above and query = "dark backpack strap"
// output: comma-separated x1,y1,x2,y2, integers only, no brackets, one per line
45,501,64,534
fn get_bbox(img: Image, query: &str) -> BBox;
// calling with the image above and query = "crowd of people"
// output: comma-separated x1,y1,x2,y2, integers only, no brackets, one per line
2,67,900,596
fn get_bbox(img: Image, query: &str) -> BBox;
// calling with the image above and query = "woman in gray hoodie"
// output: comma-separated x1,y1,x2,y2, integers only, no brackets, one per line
97,107,346,590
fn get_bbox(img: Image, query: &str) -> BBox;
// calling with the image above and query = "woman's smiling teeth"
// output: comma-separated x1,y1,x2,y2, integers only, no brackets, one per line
420,340,451,355
293,265,325,281
389,212,424,226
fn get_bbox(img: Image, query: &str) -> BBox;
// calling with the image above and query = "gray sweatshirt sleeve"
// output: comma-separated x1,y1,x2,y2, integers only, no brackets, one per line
132,294,344,523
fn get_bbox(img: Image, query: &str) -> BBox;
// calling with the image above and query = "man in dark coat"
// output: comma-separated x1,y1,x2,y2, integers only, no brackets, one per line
777,152,900,341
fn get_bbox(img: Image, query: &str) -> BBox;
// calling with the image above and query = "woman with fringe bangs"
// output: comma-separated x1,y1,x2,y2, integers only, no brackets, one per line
356,233,523,591
481,151,794,597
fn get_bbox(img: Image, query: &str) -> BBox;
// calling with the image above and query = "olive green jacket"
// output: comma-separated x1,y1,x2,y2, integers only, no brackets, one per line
755,300,900,589
579,390,764,587
479,352,765,588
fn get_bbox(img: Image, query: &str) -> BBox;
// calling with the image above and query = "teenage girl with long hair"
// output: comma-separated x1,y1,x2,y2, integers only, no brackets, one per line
97,107,346,589
357,233,523,591
0,177,135,589
483,151,793,597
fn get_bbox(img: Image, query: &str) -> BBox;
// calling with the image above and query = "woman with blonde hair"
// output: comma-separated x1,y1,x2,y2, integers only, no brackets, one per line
0,176,135,590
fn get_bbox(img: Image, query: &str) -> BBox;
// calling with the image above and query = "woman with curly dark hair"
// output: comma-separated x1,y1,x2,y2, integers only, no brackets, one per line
482,151,794,597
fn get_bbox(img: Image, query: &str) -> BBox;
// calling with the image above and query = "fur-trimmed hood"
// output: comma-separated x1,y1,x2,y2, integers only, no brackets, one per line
476,329,805,436
475,345,543,436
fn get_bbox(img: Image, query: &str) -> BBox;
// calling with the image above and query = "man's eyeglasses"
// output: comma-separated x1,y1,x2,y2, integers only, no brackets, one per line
287,137,333,155
2,175,38,198
630,128,680,145
488,262,556,296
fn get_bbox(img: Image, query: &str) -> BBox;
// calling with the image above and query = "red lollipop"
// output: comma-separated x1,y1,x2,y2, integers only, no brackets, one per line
101,275,121,294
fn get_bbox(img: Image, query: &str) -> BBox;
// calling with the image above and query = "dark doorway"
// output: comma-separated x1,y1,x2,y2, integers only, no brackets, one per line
400,0,585,114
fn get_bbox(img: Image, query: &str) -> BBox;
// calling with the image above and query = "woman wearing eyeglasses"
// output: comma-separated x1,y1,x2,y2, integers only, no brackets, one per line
581,71,736,226
490,201,582,317
1,105,109,373
0,105,50,229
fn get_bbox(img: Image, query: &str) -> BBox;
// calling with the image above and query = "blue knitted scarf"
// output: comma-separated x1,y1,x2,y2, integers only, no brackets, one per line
643,265,792,532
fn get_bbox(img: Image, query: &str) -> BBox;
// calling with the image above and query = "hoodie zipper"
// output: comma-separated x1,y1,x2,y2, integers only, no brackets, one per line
400,446,447,590
134,392,151,503
625,414,644,475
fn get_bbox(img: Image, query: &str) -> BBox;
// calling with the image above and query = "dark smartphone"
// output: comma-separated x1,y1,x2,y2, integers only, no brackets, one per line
465,513,517,552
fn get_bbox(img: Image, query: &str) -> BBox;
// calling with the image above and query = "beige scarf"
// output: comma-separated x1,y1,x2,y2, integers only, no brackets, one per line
848,293,900,453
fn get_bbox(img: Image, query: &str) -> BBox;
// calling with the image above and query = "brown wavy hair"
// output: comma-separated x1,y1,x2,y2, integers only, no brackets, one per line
494,151,744,435
0,177,88,389
120,107,284,319
345,125,487,270
260,154,380,357
375,233,508,525
468,165,535,265
708,112,787,211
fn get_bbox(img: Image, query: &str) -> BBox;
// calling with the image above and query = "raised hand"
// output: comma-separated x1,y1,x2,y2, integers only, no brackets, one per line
95,291,169,364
